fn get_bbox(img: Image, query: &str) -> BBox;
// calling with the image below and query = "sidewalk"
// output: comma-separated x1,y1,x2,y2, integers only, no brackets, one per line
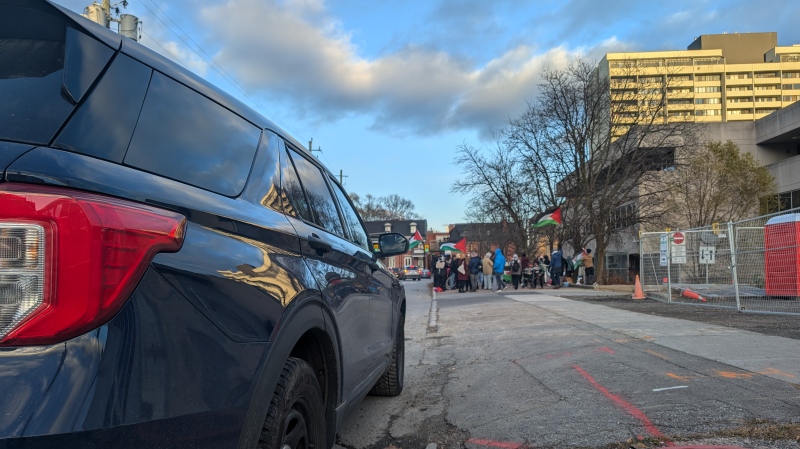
504,292,800,382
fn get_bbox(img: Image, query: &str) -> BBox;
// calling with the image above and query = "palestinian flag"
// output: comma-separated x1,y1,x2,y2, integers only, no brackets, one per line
440,238,466,254
408,230,424,249
533,207,562,228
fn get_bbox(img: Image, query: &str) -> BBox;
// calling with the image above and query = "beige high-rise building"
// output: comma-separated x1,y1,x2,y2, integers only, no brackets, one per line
598,32,800,130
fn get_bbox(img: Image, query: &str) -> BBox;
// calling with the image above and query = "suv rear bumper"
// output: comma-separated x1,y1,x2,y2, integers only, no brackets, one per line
0,268,264,447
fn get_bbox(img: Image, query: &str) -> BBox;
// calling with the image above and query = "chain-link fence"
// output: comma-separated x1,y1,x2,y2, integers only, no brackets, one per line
640,208,800,315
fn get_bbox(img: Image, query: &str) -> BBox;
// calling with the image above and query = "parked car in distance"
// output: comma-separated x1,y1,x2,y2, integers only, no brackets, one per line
0,2,409,448
404,265,421,280
421,268,431,279
390,267,406,280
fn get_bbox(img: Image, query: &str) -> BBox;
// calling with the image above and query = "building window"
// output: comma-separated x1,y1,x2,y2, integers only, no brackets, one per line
694,57,723,65
696,74,721,81
610,60,636,69
754,72,778,78
695,109,721,116
695,98,720,104
783,95,800,102
667,75,692,82
639,76,663,84
756,108,779,114
727,86,753,92
695,86,721,93
666,59,692,67
782,72,800,79
726,73,751,79
782,83,800,90
404,257,412,267
780,55,800,63
727,109,752,115
668,87,693,94
754,85,779,90
728,97,753,103
668,111,692,117
638,60,663,68
755,97,779,102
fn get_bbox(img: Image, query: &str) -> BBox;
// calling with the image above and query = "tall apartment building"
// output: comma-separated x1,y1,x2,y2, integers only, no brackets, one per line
590,33,800,280
599,32,800,126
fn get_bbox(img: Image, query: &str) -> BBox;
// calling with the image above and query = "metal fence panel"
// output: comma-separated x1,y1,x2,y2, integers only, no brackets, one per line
640,207,800,316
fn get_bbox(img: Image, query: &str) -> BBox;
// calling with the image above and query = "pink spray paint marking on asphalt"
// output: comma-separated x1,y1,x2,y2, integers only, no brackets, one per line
466,438,525,449
573,364,671,445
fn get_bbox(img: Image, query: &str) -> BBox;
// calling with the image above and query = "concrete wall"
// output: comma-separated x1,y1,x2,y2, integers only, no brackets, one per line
768,156,800,192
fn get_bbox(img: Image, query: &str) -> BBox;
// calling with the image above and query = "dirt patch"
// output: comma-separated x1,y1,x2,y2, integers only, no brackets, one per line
566,296,800,340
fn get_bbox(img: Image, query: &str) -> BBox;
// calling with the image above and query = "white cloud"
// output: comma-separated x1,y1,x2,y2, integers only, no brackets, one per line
196,0,609,137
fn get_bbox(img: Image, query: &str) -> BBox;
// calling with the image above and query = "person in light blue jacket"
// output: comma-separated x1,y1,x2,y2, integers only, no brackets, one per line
493,247,506,292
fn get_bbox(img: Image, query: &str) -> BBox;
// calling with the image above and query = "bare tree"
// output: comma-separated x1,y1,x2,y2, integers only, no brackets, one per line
456,57,701,280
451,136,544,254
349,193,420,221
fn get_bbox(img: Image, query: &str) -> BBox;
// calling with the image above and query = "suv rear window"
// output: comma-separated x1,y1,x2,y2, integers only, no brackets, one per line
0,6,69,144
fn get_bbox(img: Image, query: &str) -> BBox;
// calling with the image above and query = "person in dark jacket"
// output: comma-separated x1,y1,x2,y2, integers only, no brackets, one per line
455,253,470,292
434,256,447,289
468,252,482,292
510,254,523,290
551,246,563,288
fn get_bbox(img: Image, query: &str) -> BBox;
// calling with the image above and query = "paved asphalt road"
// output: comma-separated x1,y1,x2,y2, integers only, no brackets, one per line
335,281,800,449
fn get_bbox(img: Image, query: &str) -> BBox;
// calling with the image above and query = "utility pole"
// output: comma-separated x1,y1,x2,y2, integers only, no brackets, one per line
82,0,140,41
308,138,322,158
338,170,348,185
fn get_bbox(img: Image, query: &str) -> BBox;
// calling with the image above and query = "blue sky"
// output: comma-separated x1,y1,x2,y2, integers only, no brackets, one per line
57,0,800,232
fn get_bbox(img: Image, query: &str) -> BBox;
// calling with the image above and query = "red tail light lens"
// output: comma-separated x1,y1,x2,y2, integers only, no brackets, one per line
0,184,186,346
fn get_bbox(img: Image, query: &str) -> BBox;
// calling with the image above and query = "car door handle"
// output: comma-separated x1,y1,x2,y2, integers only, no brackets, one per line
307,233,332,254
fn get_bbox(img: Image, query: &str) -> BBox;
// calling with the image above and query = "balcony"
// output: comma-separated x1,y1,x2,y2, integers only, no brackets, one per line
726,113,755,121
726,100,754,108
726,89,754,97
724,77,753,86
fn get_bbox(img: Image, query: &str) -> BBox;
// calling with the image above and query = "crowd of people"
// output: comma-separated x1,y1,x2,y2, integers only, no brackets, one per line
431,246,595,293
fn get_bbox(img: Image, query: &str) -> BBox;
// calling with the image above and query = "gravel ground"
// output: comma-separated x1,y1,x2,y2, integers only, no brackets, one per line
566,295,800,340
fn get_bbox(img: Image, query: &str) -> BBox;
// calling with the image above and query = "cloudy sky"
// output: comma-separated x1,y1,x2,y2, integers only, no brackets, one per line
58,0,800,231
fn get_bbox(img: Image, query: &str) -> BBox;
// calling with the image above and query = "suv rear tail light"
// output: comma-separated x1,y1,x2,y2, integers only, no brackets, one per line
0,184,186,346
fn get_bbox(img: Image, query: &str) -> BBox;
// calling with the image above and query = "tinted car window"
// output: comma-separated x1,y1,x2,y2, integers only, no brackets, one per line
55,54,152,162
280,147,314,222
124,71,260,197
286,148,345,238
328,175,370,251
0,9,74,144
63,27,114,104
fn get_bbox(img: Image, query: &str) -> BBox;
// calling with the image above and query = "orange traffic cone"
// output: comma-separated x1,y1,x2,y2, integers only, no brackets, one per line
681,289,707,302
632,275,646,300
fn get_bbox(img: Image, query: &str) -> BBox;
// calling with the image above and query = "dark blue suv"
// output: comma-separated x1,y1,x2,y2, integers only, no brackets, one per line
0,1,408,447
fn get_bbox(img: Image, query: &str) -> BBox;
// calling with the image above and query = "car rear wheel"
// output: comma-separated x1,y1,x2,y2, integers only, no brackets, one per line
259,357,325,449
369,313,404,396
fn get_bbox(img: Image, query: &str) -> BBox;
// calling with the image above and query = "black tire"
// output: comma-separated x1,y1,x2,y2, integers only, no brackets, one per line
259,357,325,449
369,313,404,396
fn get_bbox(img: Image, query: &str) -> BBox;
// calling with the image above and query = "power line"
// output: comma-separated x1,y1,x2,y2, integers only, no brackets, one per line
132,0,297,137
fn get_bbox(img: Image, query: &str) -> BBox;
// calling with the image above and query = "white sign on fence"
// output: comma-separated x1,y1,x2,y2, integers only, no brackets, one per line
660,234,668,266
699,246,716,264
671,232,687,264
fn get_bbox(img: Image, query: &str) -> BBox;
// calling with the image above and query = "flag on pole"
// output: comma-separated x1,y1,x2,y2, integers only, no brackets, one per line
533,207,562,228
408,230,424,249
440,238,466,253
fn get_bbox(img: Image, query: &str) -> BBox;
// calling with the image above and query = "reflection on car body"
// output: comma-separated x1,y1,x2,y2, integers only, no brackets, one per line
0,3,409,448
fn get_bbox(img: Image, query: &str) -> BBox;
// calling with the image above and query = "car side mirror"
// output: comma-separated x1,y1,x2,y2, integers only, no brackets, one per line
377,233,408,257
